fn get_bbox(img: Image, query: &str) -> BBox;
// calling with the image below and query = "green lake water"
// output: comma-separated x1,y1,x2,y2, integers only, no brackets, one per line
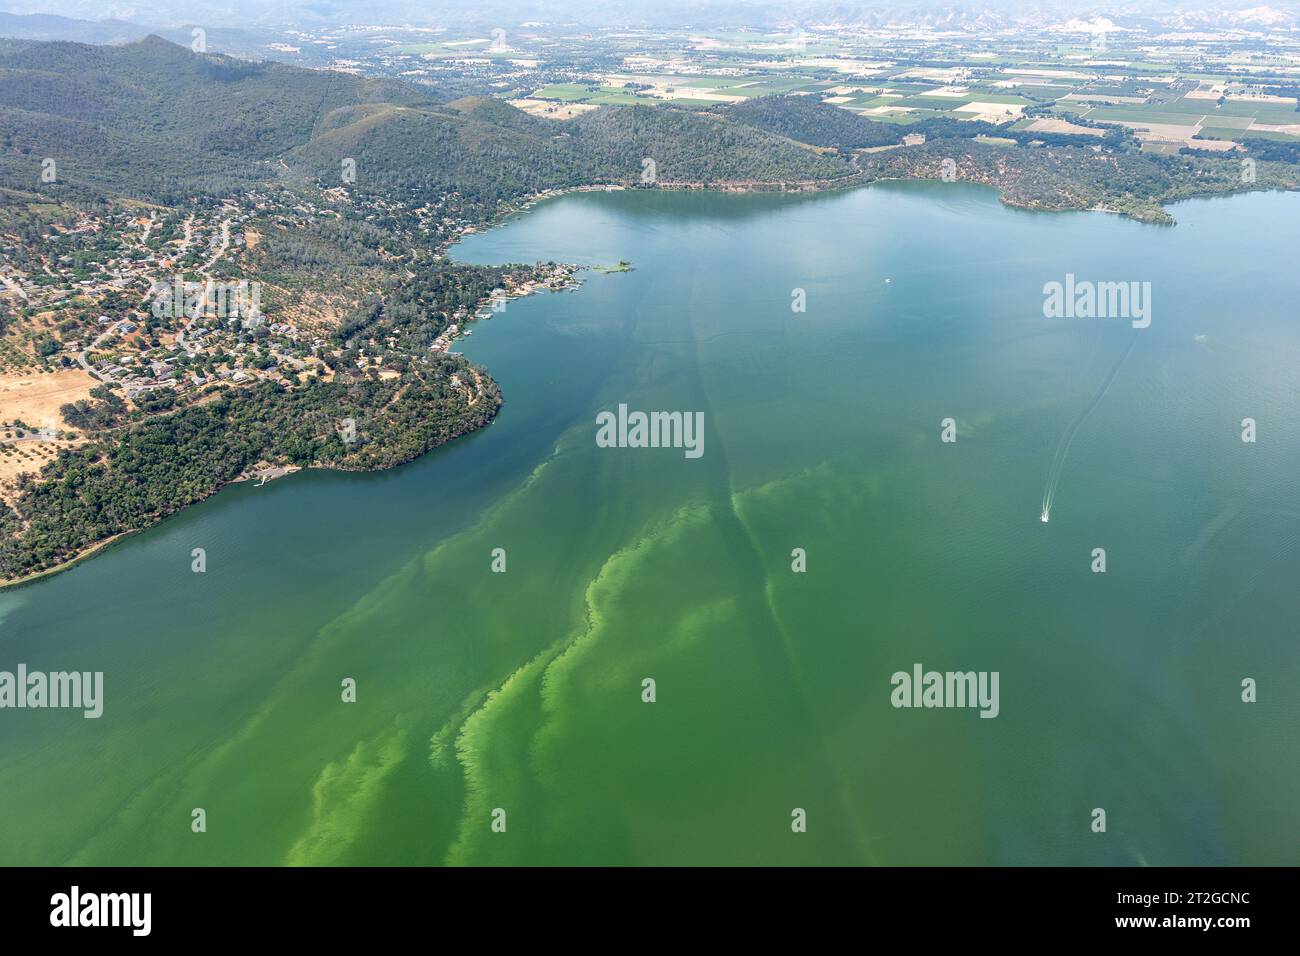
1,182,1297,865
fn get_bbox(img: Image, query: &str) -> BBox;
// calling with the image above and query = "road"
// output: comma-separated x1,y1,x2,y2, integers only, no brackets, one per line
176,218,231,353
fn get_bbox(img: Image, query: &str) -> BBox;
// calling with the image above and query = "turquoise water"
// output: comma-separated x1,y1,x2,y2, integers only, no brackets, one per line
0,182,1297,864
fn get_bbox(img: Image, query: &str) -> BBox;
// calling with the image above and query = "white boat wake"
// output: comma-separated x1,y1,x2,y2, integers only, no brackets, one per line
1040,334,1137,524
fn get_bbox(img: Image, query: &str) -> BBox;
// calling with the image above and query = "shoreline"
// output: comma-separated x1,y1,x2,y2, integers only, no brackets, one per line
0,530,139,591
461,168,1298,241
7,171,1296,590
0,406,499,591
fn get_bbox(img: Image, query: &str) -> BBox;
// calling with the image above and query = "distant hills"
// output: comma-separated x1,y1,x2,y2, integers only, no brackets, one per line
2,3,1298,42
0,12,148,44
0,36,441,200
0,36,851,204
4,33,1288,230
290,95,849,202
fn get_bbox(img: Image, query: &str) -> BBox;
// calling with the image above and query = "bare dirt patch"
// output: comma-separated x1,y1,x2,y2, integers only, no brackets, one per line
0,368,97,432
1186,136,1241,152
1024,118,1105,137
955,102,1025,123
1117,120,1203,140
0,441,78,494
1250,122,1300,136
512,98,600,120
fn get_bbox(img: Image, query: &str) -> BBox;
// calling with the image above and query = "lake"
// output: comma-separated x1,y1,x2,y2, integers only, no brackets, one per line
1,182,1297,865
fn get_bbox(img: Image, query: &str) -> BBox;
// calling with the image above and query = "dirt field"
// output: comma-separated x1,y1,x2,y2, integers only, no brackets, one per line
652,88,745,103
0,368,96,432
0,369,97,499
1184,136,1241,152
956,101,1025,123
511,98,600,120
1251,122,1300,136
1116,120,1203,140
0,440,78,491
1024,117,1105,137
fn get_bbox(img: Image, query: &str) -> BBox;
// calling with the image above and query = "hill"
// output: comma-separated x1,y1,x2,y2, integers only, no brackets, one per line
288,99,851,204
0,36,440,200
568,105,850,184
0,37,855,204
726,95,907,150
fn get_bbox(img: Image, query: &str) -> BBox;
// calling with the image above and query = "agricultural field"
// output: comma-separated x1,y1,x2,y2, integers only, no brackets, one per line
492,25,1300,144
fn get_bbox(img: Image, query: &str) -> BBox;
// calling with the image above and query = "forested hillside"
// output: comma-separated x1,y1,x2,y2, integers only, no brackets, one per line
287,100,851,203
855,138,1300,224
0,37,854,204
726,95,907,150
0,370,499,577
570,105,849,183
0,36,436,200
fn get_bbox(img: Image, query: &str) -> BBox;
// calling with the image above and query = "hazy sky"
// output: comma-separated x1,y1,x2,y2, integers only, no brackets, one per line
0,0,1296,31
